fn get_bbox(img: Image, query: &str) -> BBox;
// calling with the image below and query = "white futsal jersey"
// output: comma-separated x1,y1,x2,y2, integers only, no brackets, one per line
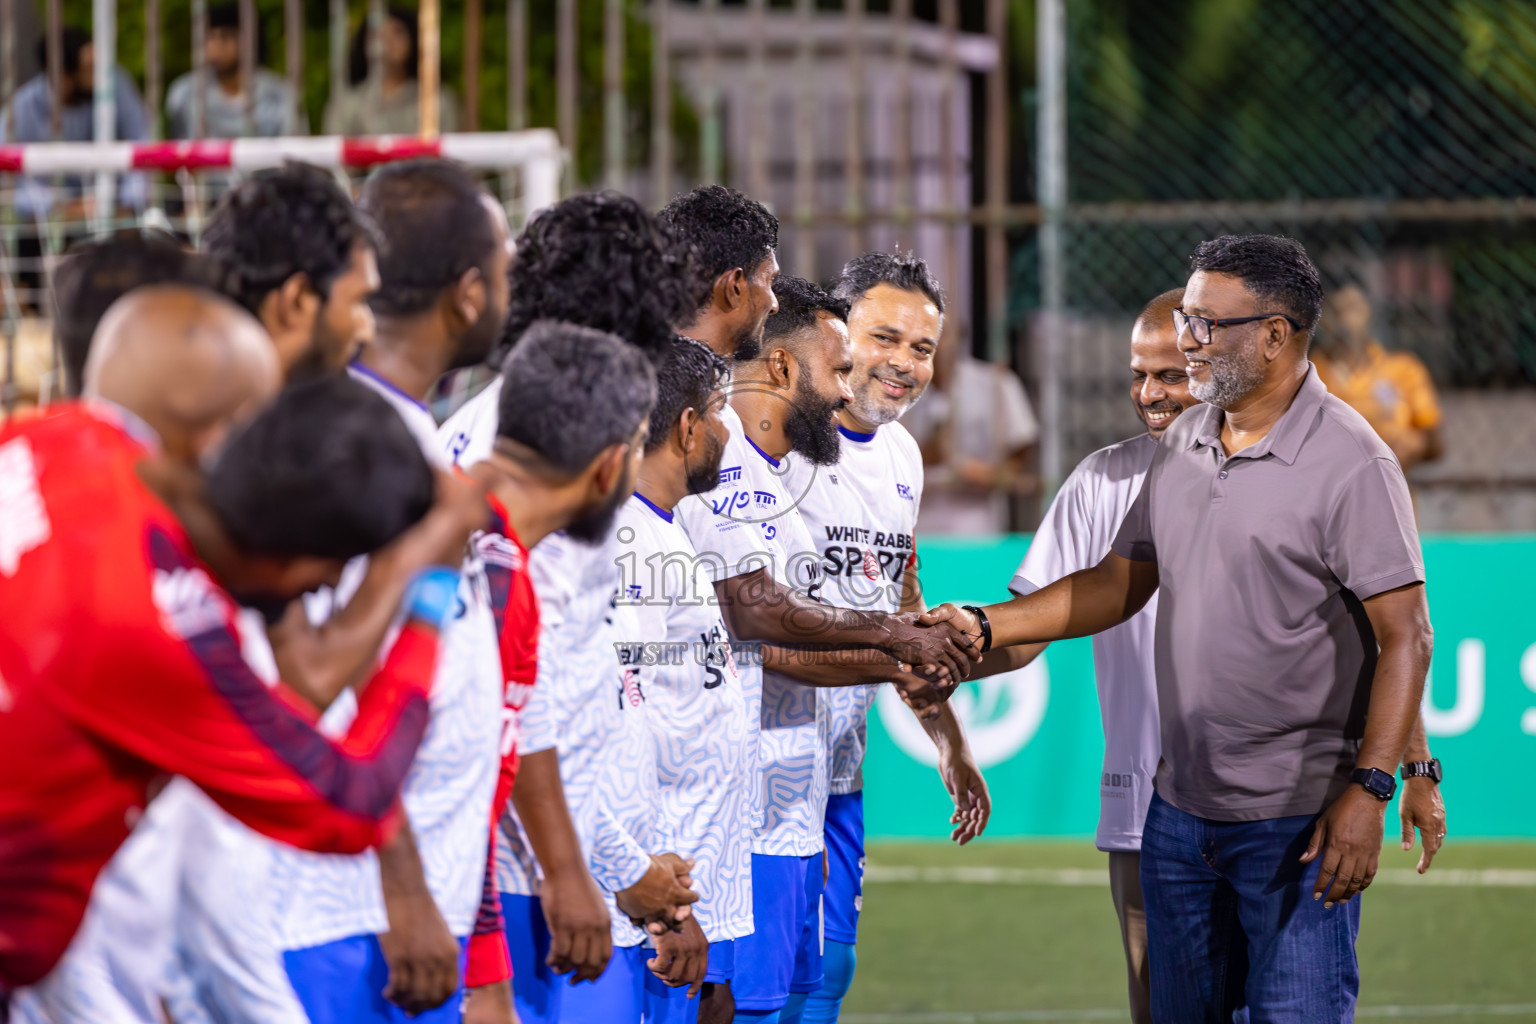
675,405,829,858
782,421,924,795
440,379,658,947
1011,431,1161,852
615,494,756,941
270,369,504,949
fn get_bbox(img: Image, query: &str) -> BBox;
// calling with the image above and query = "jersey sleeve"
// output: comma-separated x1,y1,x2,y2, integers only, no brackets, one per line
56,584,437,855
465,814,512,987
586,803,653,894
1012,458,1101,595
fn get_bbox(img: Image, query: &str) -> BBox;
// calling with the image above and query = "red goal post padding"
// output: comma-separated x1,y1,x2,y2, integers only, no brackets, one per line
0,130,564,214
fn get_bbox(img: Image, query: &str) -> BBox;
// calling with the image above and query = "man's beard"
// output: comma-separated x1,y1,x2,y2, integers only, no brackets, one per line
288,317,356,382
565,477,632,545
849,368,922,427
1189,341,1265,410
685,427,727,496
730,317,765,364
448,306,503,372
784,375,844,467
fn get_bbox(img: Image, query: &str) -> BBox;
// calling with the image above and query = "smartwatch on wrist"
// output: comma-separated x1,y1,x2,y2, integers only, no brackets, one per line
1401,758,1442,784
1350,766,1397,801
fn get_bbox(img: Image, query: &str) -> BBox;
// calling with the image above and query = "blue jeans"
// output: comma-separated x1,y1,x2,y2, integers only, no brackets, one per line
1140,792,1361,1024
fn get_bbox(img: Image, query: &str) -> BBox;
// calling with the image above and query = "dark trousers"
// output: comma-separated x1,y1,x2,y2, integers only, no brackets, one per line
1140,792,1361,1024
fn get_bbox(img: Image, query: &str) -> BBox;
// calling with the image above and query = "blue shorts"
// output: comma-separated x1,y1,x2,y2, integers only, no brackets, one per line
501,892,648,1024
639,935,735,1024
822,791,865,944
731,853,825,1012
283,933,467,1024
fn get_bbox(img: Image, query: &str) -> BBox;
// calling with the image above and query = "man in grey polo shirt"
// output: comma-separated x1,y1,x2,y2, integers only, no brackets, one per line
926,235,1434,1022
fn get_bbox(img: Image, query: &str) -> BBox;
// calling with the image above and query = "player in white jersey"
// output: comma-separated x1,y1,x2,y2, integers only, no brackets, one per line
677,276,972,1024
438,193,706,1024
269,159,515,1024
612,340,751,1024
792,252,992,1024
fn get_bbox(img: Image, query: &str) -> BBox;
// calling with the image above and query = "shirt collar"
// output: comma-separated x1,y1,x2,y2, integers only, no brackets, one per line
86,398,163,452
744,432,781,469
349,360,430,414
1187,363,1326,466
837,423,877,444
633,491,674,524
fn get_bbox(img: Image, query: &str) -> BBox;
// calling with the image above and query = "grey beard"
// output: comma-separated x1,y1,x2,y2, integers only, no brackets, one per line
1189,344,1265,409
849,377,923,427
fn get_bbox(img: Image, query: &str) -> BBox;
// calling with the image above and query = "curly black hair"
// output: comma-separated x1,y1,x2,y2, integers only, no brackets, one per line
202,161,378,319
833,249,945,314
657,185,778,298
762,274,849,352
359,158,496,318
496,191,701,364
1188,235,1323,334
646,336,730,453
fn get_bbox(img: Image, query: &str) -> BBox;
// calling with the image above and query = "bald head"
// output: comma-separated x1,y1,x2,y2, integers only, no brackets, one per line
85,285,282,465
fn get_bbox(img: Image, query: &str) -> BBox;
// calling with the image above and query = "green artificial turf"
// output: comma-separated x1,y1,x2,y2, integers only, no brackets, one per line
842,840,1536,1023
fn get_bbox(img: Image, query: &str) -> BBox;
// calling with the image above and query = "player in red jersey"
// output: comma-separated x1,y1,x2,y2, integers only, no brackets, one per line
0,368,457,993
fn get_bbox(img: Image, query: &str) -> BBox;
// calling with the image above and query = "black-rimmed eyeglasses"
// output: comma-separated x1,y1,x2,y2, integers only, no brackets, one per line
1173,307,1304,345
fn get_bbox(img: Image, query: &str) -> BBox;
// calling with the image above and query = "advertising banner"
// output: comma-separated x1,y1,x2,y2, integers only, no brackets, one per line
864,535,1536,839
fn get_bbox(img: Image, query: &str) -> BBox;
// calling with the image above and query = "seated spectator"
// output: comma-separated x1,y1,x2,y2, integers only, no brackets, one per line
165,2,305,140
904,345,1041,535
323,7,459,137
0,27,150,220
1314,282,1443,472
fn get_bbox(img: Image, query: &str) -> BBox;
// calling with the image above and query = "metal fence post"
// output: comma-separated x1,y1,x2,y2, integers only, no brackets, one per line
603,0,625,191
699,0,720,185
792,0,815,278
844,0,866,256
146,0,162,140
649,0,670,207
985,0,1009,365
419,0,440,138
1037,0,1067,494
464,0,481,131
92,0,116,236
329,0,347,126
556,0,577,191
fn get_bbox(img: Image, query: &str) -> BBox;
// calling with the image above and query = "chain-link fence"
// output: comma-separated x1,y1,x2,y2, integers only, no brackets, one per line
1014,0,1536,529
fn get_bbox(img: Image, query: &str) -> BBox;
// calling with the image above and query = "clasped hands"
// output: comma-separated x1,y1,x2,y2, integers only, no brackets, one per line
882,604,987,718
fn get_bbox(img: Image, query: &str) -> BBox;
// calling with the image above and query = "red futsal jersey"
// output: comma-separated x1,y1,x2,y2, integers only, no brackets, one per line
0,405,440,988
465,491,541,987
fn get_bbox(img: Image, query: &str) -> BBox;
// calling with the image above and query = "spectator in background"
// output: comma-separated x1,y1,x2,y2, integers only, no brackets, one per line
165,3,305,141
1,28,150,219
1314,282,1443,473
1,28,150,310
905,341,1040,535
324,7,459,137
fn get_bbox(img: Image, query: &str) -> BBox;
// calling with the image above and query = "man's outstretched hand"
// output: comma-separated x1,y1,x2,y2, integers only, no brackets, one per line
882,610,982,682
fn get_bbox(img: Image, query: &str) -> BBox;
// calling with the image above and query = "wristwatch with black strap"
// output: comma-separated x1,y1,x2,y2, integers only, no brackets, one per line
1401,757,1443,784
1350,766,1397,801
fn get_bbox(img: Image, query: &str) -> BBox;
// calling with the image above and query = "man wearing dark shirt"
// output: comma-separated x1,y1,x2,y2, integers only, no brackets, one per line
925,235,1434,1022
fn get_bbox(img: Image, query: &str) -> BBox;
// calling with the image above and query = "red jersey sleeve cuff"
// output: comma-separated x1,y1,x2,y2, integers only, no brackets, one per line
465,930,513,988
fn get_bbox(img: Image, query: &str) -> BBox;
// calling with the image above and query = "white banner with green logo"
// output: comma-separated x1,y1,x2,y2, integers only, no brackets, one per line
864,536,1535,839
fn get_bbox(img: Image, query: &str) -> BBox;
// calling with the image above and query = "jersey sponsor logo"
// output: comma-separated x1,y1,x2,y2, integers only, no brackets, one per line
447,429,472,464
0,437,51,577
152,565,231,639
504,679,536,710
719,466,743,485
877,659,1050,769
861,547,881,581
620,666,645,708
895,483,914,501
